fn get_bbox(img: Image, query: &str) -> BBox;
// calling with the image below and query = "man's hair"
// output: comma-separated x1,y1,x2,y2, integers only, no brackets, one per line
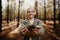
27,7,36,12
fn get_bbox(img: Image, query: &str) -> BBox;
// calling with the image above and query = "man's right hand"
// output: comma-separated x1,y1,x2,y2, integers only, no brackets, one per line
22,27,28,35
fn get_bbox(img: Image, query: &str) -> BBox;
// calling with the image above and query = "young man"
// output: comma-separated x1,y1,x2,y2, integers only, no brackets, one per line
19,7,45,40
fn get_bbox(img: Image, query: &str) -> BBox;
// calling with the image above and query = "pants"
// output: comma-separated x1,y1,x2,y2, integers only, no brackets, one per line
24,35,40,40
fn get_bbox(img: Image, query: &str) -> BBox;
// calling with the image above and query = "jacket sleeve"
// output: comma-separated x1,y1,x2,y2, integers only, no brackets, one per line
19,20,27,31
19,20,28,36
36,19,45,36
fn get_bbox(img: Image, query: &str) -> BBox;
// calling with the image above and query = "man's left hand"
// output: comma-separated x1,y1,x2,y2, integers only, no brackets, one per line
32,28,40,35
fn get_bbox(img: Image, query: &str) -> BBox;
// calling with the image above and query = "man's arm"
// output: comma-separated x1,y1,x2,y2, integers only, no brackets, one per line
18,20,28,36
33,19,45,35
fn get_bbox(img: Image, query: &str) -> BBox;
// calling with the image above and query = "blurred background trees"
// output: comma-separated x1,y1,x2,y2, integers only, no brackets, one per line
0,0,60,32
2,0,59,21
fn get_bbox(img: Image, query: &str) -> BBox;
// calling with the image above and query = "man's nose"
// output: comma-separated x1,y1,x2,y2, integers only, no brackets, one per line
29,12,33,14
29,12,32,14
29,13,33,15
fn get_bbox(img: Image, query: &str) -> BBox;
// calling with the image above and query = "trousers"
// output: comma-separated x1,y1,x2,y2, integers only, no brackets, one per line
24,35,40,40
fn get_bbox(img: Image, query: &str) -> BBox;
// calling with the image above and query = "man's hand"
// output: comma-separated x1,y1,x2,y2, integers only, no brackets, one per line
22,27,28,35
32,28,40,35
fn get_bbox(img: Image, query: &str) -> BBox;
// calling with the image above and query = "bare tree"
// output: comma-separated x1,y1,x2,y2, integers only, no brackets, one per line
58,0,60,24
7,0,9,26
35,0,38,18
54,0,56,29
17,0,20,27
0,0,2,33
44,0,46,23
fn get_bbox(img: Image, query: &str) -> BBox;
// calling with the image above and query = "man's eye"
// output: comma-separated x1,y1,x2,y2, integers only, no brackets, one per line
31,11,35,13
27,11,35,13
27,11,30,13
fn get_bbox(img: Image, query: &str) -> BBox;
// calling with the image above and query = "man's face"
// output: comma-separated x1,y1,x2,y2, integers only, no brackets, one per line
27,8,36,19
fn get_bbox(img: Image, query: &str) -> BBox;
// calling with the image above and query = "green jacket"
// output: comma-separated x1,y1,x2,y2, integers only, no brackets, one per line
20,18,45,36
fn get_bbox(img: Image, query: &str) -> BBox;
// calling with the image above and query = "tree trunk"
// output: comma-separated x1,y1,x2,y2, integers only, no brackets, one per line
7,0,9,26
35,0,38,19
58,0,60,24
54,0,56,29
0,0,2,33
17,0,20,27
44,0,46,24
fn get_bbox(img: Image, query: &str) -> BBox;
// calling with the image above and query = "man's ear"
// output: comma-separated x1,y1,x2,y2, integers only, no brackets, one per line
34,11,36,15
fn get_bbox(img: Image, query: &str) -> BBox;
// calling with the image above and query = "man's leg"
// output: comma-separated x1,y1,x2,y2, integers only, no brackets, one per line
24,35,30,40
32,36,40,40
